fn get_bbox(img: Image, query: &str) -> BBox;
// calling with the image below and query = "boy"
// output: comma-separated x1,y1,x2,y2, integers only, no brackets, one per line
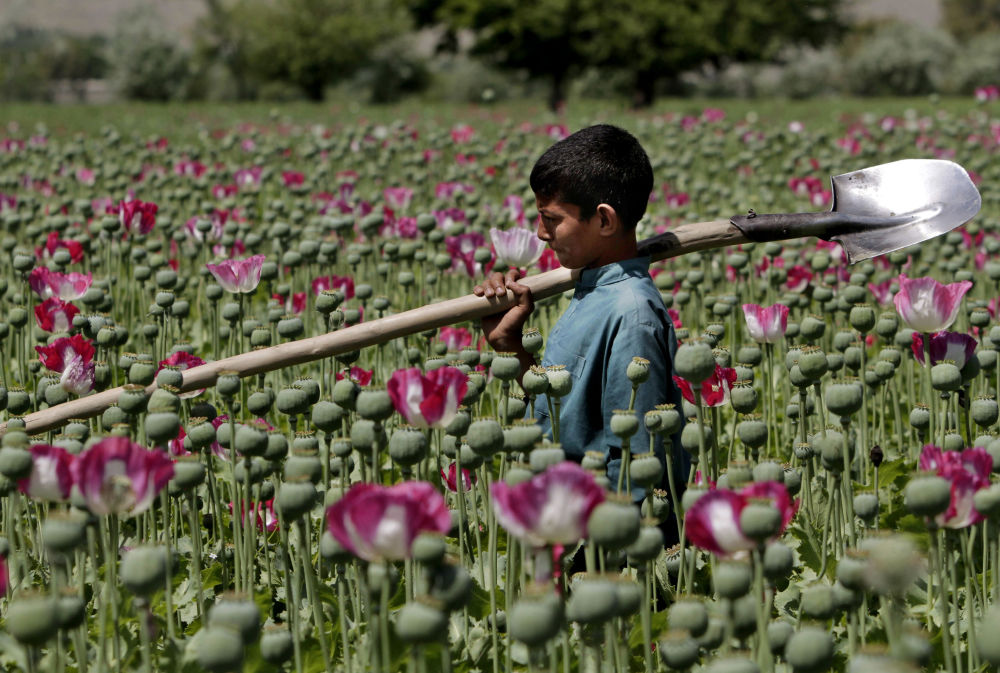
473,124,685,503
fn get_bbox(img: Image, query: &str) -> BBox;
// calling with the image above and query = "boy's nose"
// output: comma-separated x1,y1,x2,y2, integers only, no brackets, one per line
535,218,551,241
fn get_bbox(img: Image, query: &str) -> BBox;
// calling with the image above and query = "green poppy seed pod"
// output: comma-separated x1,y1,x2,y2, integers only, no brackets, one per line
502,421,543,453
198,626,245,673
522,328,544,354
356,387,394,422
854,492,879,523
588,499,641,550
627,356,650,384
629,453,663,486
443,407,471,437
610,409,639,439
681,488,707,512
837,549,869,591
668,598,708,638
566,578,619,624
962,353,982,382
234,424,268,457
910,405,930,430
311,400,345,433
6,388,28,415
625,524,664,563
209,596,261,644
730,383,758,414
44,383,70,406
127,360,156,385
658,629,700,670
978,606,1000,665
411,532,447,566
714,560,753,599
8,307,28,329
145,411,180,445
509,590,564,647
260,626,294,665
332,378,359,410
875,313,899,339
762,541,794,580
971,308,991,328
188,418,217,449
277,316,304,339
396,599,448,643
156,366,184,389
320,530,353,564
737,344,762,366
529,447,566,473
973,397,999,427
752,460,784,483
942,433,964,452
799,315,826,341
681,421,714,452
849,305,876,333
800,583,836,619
974,484,1000,518
491,352,522,381
582,451,607,471
654,404,682,435
276,385,310,416
350,419,378,452
740,502,782,541
171,457,206,491
643,409,663,434
674,342,716,384
612,579,642,617
275,479,317,521
120,545,169,597
736,419,767,449
904,473,952,517
0,445,32,479
798,349,828,380
545,365,572,397
766,620,794,655
6,594,59,645
979,349,998,371
826,381,863,416
216,371,241,398
521,366,549,396
42,514,87,555
388,426,428,467
467,419,504,457
284,449,321,482
930,362,962,392
505,464,535,485
56,591,86,630
873,360,895,382
246,390,272,417
833,584,860,615
784,626,834,673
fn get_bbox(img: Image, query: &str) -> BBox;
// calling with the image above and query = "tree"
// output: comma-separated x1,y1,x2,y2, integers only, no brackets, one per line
942,0,1000,39
235,0,410,101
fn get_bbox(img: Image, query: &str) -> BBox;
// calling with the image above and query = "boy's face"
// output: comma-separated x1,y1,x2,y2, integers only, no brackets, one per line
534,198,604,269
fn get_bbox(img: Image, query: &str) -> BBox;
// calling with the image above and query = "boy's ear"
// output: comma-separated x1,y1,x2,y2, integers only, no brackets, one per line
594,203,622,237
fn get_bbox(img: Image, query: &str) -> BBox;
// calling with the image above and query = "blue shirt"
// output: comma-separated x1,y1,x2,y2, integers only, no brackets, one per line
533,256,686,494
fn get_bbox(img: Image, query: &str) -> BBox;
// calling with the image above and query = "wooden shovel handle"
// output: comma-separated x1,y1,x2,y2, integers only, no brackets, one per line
4,219,742,436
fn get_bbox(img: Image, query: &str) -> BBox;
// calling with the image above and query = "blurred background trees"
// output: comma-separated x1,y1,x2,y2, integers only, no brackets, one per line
1,0,999,106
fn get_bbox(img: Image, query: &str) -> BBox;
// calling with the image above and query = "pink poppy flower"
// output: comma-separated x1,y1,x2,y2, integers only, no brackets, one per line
34,297,80,333
282,171,305,187
234,167,263,190
741,303,789,344
673,365,738,407
450,124,474,144
36,231,84,263
168,426,190,457
439,327,472,351
272,291,307,315
441,462,475,492
158,351,207,399
73,437,175,516
446,232,489,277
537,248,561,272
894,274,972,333
785,265,814,293
312,274,355,299
685,481,798,557
35,334,96,396
335,366,374,386
28,267,92,301
910,331,978,368
918,445,992,529
206,254,266,294
230,498,279,533
383,187,413,211
325,481,451,561
868,279,895,306
387,367,468,429
18,444,76,502
490,225,545,268
118,199,158,235
490,462,605,547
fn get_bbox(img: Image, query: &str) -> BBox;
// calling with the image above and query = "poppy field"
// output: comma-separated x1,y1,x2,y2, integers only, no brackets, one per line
3,100,1000,673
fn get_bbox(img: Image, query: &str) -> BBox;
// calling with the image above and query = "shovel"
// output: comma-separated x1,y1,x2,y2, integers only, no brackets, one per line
3,159,981,436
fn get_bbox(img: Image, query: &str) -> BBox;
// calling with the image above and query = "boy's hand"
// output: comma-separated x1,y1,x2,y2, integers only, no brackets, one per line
473,269,534,352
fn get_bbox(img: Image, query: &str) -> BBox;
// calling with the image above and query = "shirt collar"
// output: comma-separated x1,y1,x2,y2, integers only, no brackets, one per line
576,256,651,290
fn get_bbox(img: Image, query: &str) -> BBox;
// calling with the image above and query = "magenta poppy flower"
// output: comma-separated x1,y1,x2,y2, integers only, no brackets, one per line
383,187,414,211
325,481,451,561
439,327,472,351
118,199,158,235
235,166,262,190
673,365,738,407
685,481,798,556
785,265,814,293
491,462,605,547
894,274,972,333
312,274,355,299
911,331,978,368
35,334,96,396
446,232,490,277
73,437,175,516
230,498,279,533
490,225,545,269
28,267,92,301
335,366,373,386
918,445,992,529
282,171,305,188
34,297,80,333
158,351,207,399
742,303,789,344
18,444,76,502
441,462,475,492
0,554,7,595
36,231,84,263
168,426,190,457
387,367,468,429
205,254,266,294
273,291,307,314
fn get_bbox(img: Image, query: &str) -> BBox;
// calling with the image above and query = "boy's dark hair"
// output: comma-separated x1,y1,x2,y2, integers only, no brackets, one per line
529,124,653,229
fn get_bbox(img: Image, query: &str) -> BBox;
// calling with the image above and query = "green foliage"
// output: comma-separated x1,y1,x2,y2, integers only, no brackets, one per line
110,7,193,101
947,32,1000,93
845,22,957,96
0,26,108,102
943,0,1000,39
233,0,411,101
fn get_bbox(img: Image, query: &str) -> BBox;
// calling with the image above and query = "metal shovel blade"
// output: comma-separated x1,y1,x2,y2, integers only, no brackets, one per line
828,159,982,263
